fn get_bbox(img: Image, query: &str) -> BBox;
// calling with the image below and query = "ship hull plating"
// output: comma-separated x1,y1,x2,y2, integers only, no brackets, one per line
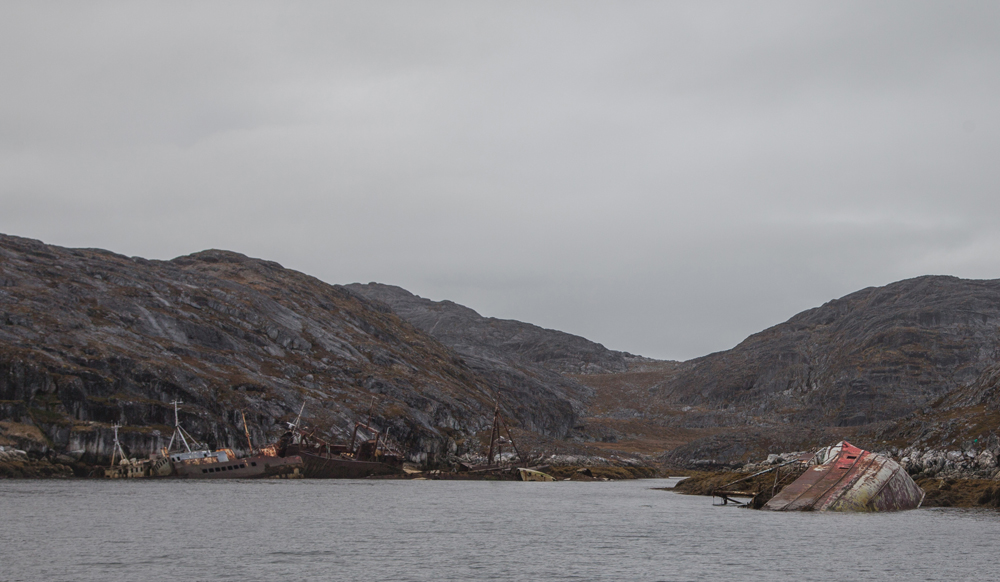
293,449,402,479
762,441,924,512
172,454,303,479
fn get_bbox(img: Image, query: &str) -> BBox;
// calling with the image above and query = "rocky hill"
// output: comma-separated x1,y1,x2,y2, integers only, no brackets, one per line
343,283,648,374
346,277,1000,466
6,232,999,473
0,234,585,464
663,276,1000,425
343,282,665,446
650,276,1000,466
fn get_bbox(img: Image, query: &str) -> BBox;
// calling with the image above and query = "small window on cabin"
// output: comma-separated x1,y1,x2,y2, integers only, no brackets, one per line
847,456,857,459
202,469,207,473
240,464,245,468
251,462,257,467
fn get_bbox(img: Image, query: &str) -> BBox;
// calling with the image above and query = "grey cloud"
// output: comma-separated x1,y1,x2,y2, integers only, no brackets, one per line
2,2,999,359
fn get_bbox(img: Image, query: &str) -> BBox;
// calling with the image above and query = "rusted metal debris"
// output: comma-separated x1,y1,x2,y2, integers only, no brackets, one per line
712,457,809,507
762,441,925,512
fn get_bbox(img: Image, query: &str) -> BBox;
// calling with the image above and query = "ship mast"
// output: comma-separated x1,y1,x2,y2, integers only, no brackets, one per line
110,423,128,467
486,399,522,467
166,400,195,453
240,409,254,453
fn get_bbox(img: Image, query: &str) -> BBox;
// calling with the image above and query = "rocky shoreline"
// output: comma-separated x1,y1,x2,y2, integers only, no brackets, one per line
0,444,662,481
0,446,76,478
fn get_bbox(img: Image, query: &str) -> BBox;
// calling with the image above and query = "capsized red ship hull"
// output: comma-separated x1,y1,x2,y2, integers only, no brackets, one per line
762,441,924,512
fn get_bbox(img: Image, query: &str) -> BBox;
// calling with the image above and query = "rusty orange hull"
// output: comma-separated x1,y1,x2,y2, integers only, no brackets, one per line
762,441,924,512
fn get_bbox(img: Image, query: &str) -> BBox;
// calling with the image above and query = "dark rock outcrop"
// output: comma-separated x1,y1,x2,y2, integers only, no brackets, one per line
0,234,583,464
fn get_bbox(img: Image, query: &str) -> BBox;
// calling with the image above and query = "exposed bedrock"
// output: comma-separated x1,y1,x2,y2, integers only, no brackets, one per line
0,234,585,465
644,276,1000,431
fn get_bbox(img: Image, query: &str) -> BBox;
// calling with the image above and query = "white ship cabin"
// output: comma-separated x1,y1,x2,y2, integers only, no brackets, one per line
170,450,229,463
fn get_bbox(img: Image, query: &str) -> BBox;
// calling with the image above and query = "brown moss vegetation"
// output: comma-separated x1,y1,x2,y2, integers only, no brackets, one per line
917,477,1000,508
0,455,74,478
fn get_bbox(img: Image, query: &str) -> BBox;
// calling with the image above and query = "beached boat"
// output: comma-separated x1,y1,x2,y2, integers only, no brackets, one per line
517,468,555,481
104,423,153,479
171,447,303,479
104,402,303,479
165,404,303,479
762,441,924,512
276,419,404,479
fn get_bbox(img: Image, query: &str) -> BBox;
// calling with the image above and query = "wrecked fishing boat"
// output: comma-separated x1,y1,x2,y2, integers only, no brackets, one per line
442,402,552,481
276,427,404,479
762,441,924,512
104,402,303,479
517,468,555,481
170,447,303,479
273,404,404,479
104,423,150,479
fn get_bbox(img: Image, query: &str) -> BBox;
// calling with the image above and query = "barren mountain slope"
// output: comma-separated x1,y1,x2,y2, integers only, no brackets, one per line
0,235,582,462
648,276,1000,466
344,283,652,373
348,277,1000,463
657,276,1000,427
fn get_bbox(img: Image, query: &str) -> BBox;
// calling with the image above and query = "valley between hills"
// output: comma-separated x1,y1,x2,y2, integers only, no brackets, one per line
3,233,1000,483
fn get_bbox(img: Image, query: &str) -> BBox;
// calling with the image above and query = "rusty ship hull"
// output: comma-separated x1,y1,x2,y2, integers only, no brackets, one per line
283,444,402,479
762,441,924,512
172,453,303,479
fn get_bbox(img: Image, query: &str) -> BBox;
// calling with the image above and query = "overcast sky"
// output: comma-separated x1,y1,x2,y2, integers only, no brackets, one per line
2,2,999,360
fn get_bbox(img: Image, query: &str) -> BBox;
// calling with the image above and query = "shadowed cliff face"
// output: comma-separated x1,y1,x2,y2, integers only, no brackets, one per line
0,234,581,462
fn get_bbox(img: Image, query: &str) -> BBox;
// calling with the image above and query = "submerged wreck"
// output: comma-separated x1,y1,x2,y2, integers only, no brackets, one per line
762,441,924,512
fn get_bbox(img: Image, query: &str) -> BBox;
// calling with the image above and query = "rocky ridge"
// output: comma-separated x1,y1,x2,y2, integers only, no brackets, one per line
660,276,1000,427
344,282,649,375
344,282,669,446
0,234,589,465
583,276,1000,467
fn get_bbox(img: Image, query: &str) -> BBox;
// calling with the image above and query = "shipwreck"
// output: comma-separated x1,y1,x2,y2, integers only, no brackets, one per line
712,441,924,512
762,441,925,511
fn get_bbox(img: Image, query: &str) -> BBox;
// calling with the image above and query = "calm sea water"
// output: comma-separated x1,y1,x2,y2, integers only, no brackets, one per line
2,477,999,582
